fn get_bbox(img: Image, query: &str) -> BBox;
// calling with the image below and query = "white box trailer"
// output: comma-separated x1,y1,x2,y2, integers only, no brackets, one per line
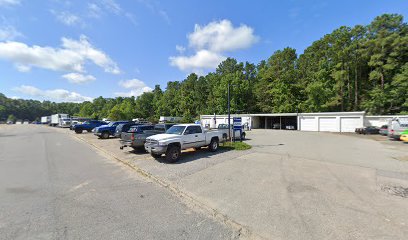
41,116,49,124
159,116,183,123
50,114,69,127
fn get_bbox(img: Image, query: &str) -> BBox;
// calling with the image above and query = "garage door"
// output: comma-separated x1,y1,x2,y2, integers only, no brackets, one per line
340,117,361,132
319,117,337,132
300,117,316,131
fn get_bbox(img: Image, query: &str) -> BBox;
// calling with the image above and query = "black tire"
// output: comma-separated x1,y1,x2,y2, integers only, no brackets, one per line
165,145,181,163
241,133,246,140
101,132,109,139
209,138,219,152
75,129,83,134
151,153,161,159
87,129,92,132
222,133,228,141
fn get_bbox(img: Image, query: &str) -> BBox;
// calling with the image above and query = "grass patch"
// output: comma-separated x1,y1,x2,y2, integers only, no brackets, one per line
221,141,252,150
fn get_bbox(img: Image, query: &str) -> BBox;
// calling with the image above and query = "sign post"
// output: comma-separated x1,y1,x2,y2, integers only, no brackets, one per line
233,117,242,142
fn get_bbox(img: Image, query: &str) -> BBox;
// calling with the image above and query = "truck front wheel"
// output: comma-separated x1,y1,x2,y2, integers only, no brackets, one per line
209,138,219,152
75,129,83,134
151,153,161,159
101,132,109,139
165,145,180,163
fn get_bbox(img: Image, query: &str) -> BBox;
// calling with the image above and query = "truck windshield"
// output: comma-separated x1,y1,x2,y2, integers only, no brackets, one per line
166,126,186,135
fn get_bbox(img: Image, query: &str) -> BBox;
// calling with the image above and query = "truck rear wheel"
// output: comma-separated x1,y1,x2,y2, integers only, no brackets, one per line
75,129,83,134
165,145,180,163
209,138,219,152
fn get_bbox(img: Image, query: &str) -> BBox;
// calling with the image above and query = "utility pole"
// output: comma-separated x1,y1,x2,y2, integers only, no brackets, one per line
227,83,231,141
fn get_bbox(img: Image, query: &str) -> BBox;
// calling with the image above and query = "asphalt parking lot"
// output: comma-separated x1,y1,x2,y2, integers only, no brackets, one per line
66,127,408,240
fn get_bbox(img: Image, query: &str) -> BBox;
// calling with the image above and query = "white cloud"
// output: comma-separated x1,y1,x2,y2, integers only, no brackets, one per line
115,79,153,97
62,73,96,84
188,19,258,52
102,0,122,15
88,3,103,18
169,50,226,71
138,0,170,24
0,25,23,41
175,45,185,54
13,85,93,102
170,19,258,72
15,64,31,72
0,35,120,74
0,0,20,7
51,10,83,27
85,1,137,26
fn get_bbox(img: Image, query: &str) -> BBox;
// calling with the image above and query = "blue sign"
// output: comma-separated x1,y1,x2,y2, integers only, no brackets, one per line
233,117,242,130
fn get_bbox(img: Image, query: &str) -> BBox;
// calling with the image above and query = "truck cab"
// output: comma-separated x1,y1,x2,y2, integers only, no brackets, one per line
94,121,130,139
73,120,106,133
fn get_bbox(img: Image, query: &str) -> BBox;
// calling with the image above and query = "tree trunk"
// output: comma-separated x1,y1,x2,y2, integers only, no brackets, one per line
354,65,358,110
381,72,384,89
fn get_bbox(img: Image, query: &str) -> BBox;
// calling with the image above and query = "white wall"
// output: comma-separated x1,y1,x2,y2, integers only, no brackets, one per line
298,113,364,132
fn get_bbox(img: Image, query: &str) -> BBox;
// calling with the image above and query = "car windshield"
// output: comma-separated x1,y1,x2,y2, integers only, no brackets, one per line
107,122,117,127
166,126,186,135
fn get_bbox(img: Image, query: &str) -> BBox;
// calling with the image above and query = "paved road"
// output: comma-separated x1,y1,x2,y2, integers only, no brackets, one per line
0,125,233,240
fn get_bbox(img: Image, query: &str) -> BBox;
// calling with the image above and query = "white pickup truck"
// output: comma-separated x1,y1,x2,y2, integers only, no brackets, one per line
145,124,224,163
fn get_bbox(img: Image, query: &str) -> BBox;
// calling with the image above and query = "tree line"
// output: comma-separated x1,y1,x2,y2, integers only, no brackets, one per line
1,14,407,123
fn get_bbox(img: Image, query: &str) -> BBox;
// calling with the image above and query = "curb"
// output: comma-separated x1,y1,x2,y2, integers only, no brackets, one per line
70,132,266,240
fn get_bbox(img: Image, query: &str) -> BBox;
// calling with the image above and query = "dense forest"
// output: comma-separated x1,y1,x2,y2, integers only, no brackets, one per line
1,14,407,122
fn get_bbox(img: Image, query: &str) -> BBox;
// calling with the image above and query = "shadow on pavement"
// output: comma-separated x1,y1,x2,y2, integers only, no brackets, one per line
155,147,233,165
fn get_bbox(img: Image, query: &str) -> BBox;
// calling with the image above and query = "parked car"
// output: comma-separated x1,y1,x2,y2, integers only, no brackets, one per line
400,129,408,142
119,124,173,150
355,126,379,135
145,124,224,163
388,117,408,140
272,123,281,129
94,121,130,139
217,123,246,140
114,122,138,138
361,126,380,135
379,125,388,136
73,120,106,134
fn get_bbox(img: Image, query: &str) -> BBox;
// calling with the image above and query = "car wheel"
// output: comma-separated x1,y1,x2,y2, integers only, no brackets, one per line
151,153,161,159
209,138,219,152
101,132,109,139
75,129,83,134
165,145,180,163
241,133,246,140
87,129,92,132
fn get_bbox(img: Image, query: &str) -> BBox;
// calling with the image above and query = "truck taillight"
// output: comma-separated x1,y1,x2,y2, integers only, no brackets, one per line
131,133,135,141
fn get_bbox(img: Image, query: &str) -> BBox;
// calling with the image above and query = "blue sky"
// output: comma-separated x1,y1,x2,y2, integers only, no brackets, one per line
0,0,407,102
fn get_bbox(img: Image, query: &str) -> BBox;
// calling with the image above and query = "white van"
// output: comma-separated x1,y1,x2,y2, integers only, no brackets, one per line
388,117,408,140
